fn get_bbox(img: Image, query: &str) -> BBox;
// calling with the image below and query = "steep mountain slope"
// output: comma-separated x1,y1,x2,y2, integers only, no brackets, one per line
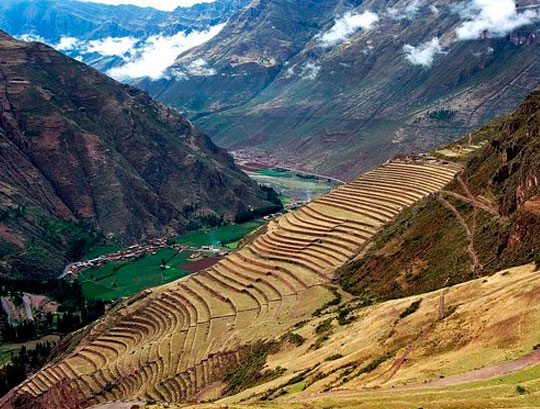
0,31,274,278
138,0,540,179
0,156,459,408
340,87,540,300
0,0,250,72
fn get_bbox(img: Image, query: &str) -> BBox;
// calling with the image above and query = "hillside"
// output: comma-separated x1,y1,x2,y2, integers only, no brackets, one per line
137,0,540,179
0,158,459,408
339,87,540,300
0,31,274,279
130,262,540,409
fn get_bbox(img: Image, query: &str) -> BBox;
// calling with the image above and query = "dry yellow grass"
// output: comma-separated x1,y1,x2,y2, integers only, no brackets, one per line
0,159,459,409
136,263,540,409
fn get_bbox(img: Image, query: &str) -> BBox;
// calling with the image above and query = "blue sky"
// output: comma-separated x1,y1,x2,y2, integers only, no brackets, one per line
77,0,216,11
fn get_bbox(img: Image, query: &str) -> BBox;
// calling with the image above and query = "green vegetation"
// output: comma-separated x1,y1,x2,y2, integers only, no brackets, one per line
428,109,456,120
281,332,306,347
79,249,190,301
516,385,530,395
224,340,284,396
0,341,56,397
39,219,102,261
175,220,264,249
399,299,422,319
249,169,341,204
83,244,121,260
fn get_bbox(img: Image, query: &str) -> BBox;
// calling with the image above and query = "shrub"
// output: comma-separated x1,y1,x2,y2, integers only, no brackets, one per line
325,354,343,361
315,318,333,334
399,299,422,319
516,385,529,395
281,332,305,347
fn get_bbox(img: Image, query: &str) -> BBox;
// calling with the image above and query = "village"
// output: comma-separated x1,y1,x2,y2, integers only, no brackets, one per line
61,237,229,280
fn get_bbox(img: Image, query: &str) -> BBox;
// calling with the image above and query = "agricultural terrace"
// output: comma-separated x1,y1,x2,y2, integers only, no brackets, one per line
1,159,460,409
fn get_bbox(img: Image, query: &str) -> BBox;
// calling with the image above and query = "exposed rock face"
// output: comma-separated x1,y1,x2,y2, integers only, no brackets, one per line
137,0,540,180
0,31,272,278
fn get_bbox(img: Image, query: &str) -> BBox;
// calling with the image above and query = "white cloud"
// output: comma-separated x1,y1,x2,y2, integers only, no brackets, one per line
403,37,445,67
171,58,217,79
388,0,422,21
302,62,320,80
56,37,80,50
319,11,379,47
456,0,540,40
17,33,48,44
185,58,217,76
106,24,224,80
85,37,137,57
76,0,217,12
55,35,136,58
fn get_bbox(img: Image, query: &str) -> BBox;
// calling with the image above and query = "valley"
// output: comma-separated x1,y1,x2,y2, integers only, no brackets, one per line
74,220,266,301
0,2,539,409
0,157,461,408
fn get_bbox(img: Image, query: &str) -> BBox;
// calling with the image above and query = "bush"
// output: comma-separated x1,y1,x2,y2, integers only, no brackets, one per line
516,385,529,395
281,332,305,347
399,299,422,319
315,318,333,334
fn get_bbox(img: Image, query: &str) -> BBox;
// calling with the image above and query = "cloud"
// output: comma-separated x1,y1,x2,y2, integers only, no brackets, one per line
56,36,80,51
387,0,422,21
319,11,379,47
55,35,137,58
456,0,540,40
170,58,217,79
302,62,320,80
403,37,445,67
76,0,217,12
85,37,137,57
106,24,224,80
17,33,48,44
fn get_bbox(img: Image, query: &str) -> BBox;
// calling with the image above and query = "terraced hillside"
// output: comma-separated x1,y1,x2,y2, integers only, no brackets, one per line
0,159,459,409
124,263,540,409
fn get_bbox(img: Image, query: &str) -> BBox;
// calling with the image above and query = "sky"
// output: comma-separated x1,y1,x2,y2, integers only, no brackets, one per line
77,0,216,12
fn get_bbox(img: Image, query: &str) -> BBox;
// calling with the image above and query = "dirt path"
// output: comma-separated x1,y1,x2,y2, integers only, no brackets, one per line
457,176,504,219
438,194,483,276
292,349,540,402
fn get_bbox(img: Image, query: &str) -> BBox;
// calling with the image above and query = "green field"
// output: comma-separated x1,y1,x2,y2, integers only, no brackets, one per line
83,244,121,260
258,169,293,178
175,220,264,248
79,222,265,301
79,249,191,301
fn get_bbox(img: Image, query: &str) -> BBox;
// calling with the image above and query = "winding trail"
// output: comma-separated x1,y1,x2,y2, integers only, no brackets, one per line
437,194,483,276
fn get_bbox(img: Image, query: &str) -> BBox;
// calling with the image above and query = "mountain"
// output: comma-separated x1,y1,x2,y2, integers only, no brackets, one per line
2,87,540,408
340,87,540,300
0,31,276,279
0,0,250,72
136,0,540,179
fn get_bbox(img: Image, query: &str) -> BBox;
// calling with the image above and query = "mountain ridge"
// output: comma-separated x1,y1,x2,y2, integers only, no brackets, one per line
0,31,275,279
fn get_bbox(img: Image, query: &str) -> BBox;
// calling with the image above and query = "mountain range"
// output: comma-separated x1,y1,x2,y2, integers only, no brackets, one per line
0,0,250,73
0,30,275,279
137,0,540,179
2,0,538,181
